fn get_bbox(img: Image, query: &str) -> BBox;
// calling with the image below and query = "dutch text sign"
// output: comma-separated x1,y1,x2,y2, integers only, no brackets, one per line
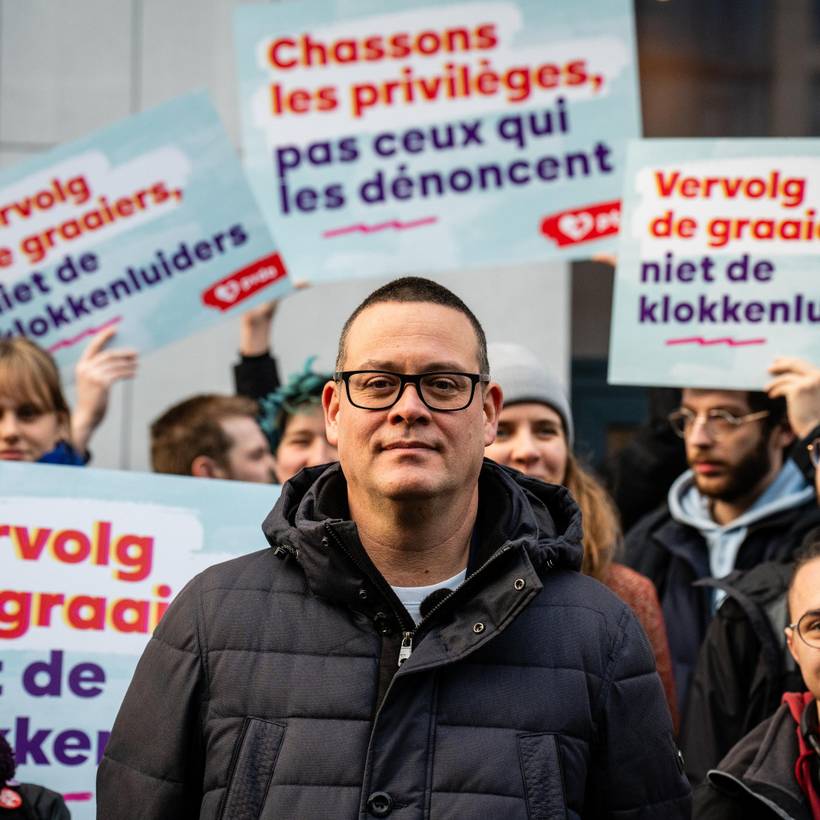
609,139,820,388
0,92,289,373
0,462,279,820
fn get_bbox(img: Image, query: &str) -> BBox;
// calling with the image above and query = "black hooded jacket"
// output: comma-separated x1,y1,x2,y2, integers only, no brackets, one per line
97,460,690,819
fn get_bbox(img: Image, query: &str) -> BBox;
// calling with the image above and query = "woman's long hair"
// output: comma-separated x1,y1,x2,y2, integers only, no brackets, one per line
563,453,622,582
0,337,70,430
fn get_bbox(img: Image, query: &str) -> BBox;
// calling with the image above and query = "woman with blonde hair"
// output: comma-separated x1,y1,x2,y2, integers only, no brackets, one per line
0,328,136,464
485,342,678,727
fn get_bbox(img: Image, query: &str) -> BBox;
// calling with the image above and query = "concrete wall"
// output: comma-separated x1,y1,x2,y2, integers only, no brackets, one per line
0,0,569,470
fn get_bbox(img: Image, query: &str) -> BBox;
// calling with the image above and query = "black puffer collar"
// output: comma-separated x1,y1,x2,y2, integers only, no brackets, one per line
262,459,583,609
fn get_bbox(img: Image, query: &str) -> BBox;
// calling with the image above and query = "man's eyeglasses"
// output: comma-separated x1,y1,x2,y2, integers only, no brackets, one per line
809,437,820,469
334,370,489,411
788,611,820,650
667,408,770,439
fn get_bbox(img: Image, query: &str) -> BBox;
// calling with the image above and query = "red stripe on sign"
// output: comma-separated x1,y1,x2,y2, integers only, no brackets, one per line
540,200,621,247
201,252,288,312
63,792,93,801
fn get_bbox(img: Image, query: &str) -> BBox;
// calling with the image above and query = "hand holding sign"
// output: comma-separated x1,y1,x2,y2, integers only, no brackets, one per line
71,325,138,456
766,356,820,439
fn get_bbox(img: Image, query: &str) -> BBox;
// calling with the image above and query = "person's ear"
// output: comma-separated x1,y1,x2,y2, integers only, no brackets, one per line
323,380,340,447
190,455,225,479
774,420,796,450
483,383,504,446
786,625,801,668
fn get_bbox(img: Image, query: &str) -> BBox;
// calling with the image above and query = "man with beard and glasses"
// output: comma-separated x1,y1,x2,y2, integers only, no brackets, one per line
680,359,820,785
625,387,817,719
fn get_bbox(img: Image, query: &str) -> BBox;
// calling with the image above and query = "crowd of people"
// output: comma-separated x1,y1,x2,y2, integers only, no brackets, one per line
2,274,819,819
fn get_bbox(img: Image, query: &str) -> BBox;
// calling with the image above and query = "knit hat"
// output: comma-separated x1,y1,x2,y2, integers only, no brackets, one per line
488,342,574,447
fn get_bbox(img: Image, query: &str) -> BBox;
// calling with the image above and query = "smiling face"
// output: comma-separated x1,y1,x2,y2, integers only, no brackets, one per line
273,405,338,484
323,301,501,506
0,396,66,462
485,403,568,484
787,556,820,702
681,389,790,504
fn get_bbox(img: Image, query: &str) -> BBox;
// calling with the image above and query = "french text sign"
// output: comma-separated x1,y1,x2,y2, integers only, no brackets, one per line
234,0,640,280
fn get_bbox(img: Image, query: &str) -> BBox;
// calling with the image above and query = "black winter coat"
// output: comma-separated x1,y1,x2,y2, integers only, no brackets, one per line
624,499,818,714
97,461,691,819
681,561,809,784
693,703,812,820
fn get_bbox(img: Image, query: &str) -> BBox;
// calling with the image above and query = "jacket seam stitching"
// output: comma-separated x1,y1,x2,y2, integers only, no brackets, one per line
102,751,186,786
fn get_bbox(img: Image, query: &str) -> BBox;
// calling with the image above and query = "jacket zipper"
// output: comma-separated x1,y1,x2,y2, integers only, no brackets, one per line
396,543,516,668
325,523,533,668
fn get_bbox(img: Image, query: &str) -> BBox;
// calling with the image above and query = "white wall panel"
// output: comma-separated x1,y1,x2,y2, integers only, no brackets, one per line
0,0,133,144
140,0,245,147
0,149,41,170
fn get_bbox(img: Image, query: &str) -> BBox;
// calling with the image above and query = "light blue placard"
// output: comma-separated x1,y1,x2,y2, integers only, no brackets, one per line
0,92,291,375
0,462,280,820
235,0,640,281
609,139,820,389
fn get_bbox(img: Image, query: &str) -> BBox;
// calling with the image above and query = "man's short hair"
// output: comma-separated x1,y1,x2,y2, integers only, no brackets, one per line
150,394,259,475
746,390,789,433
335,276,489,374
788,527,820,616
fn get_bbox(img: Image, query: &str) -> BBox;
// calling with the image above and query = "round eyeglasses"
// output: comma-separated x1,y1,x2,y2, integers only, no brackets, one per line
335,370,488,411
667,408,769,439
788,611,820,650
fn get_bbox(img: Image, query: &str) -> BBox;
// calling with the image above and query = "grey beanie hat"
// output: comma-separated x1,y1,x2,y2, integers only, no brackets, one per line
488,342,574,447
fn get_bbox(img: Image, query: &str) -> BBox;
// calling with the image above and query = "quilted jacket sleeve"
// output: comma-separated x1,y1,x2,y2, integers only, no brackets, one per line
96,576,207,819
595,605,692,818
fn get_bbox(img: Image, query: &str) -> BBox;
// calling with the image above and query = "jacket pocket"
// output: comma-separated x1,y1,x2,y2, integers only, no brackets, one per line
517,732,567,820
219,717,286,820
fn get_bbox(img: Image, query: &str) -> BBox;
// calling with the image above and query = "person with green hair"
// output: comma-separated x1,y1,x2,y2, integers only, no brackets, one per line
257,356,337,484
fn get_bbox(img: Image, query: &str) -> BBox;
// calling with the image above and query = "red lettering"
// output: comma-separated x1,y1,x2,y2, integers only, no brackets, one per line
10,526,51,561
67,596,106,630
111,599,149,633
655,171,679,198
36,593,65,627
269,38,297,68
52,530,91,564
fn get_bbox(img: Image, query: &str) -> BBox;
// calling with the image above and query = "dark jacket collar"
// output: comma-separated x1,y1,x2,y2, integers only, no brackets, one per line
708,702,812,820
261,459,583,618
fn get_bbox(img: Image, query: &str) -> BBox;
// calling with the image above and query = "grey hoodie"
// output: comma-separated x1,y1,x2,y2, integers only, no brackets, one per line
668,460,813,595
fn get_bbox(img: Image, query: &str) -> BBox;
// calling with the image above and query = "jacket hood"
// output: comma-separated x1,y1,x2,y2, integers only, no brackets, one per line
262,459,584,577
667,460,814,581
669,460,813,535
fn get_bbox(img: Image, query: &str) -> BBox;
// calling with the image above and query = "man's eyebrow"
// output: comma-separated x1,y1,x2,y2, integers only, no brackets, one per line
353,360,473,372
681,403,749,415
798,608,820,619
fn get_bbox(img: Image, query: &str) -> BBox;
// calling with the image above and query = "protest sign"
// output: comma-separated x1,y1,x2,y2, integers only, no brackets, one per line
609,139,820,389
234,0,640,281
0,92,289,374
0,462,279,820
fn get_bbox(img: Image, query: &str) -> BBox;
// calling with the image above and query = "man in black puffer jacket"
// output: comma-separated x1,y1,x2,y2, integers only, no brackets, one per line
98,277,690,819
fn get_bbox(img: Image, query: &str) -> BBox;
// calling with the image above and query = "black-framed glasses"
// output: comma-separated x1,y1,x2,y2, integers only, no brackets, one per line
335,370,489,411
667,408,769,439
788,610,820,649
809,437,820,469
